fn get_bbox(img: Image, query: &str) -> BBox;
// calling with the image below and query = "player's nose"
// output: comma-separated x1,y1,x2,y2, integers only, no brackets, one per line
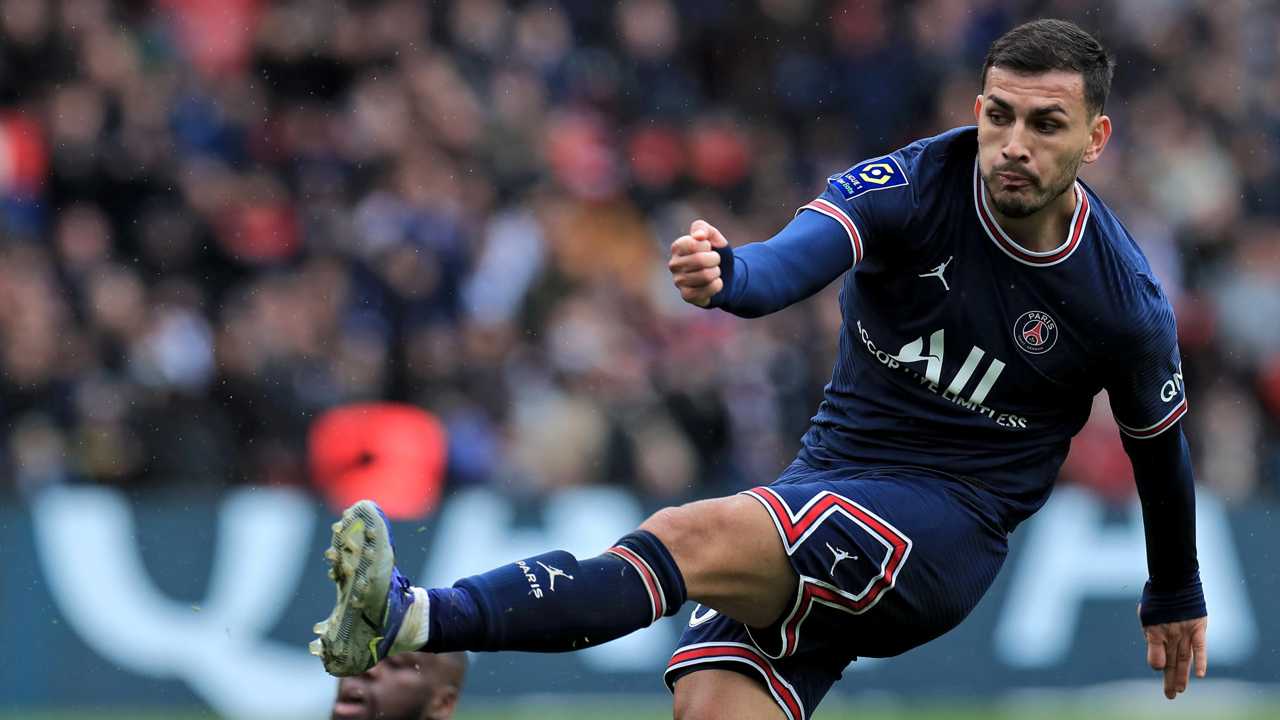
1000,123,1032,163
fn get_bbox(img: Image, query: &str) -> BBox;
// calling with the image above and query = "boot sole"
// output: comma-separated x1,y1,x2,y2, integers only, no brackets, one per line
309,500,393,676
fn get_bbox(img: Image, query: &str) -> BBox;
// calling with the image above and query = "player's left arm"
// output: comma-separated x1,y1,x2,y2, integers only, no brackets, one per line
1121,426,1208,700
1106,283,1207,700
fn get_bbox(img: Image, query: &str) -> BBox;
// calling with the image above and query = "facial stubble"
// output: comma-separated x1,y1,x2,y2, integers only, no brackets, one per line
984,146,1085,219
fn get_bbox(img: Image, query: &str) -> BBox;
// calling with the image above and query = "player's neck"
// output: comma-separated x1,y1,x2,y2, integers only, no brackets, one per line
991,183,1079,254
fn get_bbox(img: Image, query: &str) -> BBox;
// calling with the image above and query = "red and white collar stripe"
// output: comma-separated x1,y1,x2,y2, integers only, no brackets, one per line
972,160,1089,267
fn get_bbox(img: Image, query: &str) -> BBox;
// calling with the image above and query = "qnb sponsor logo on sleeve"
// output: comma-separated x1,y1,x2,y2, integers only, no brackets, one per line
1161,363,1184,402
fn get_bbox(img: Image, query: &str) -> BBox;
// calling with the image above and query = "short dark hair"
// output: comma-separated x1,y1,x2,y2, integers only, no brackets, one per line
982,19,1115,116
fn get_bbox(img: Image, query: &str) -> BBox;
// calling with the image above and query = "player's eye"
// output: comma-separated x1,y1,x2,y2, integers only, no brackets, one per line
1037,121,1059,133
987,111,1008,125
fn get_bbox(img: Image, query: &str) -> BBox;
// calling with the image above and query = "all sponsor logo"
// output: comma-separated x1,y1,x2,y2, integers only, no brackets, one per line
856,320,1027,429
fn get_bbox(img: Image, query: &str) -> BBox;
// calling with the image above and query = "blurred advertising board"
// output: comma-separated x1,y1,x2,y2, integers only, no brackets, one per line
1,484,1274,718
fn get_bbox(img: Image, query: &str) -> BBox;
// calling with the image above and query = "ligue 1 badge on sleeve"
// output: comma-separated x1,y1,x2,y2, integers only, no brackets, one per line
828,156,909,200
1014,310,1058,355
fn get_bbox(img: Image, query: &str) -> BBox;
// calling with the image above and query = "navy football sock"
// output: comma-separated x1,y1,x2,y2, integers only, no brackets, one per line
422,530,687,653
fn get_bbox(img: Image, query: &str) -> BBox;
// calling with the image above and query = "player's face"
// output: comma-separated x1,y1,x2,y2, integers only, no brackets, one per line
975,67,1111,219
332,653,455,720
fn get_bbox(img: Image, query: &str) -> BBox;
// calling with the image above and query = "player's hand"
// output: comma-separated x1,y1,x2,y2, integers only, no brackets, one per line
669,219,728,307
1140,611,1208,700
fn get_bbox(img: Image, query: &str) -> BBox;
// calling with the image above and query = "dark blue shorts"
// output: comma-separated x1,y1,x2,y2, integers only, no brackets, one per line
664,459,1008,720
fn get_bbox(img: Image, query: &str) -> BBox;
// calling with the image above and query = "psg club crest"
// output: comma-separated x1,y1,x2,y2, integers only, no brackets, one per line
1014,310,1058,355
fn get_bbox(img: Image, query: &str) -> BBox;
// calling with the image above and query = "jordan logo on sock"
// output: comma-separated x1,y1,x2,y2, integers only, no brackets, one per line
536,561,574,592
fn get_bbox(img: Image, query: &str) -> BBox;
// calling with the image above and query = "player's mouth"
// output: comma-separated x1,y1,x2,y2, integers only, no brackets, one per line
332,683,372,719
996,171,1034,190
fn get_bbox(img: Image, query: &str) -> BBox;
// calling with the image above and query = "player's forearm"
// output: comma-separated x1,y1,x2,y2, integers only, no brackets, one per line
709,211,852,317
1123,425,1206,624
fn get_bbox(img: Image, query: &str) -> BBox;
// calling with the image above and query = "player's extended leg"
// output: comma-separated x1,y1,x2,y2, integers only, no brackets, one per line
311,494,796,676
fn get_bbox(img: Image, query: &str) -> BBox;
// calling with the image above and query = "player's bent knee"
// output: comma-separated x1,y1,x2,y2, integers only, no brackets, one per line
673,670,786,720
640,496,795,627
641,505,712,567
640,501,746,587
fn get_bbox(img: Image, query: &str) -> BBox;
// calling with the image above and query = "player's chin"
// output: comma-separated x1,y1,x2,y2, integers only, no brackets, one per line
991,193,1042,219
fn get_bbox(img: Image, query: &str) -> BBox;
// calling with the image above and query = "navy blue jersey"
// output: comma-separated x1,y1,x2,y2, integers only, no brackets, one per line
770,127,1185,530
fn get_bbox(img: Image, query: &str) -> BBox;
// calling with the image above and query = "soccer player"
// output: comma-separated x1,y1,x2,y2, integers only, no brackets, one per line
311,19,1208,719
332,651,467,720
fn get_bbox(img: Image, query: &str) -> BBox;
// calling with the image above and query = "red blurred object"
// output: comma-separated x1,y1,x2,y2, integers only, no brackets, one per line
688,120,750,189
0,113,48,196
1173,292,1216,351
1061,393,1135,504
221,201,300,264
159,0,262,79
544,112,621,200
1259,355,1280,420
309,403,448,520
627,125,685,189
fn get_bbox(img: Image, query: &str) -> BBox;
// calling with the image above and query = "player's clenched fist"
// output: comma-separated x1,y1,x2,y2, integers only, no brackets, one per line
669,219,728,307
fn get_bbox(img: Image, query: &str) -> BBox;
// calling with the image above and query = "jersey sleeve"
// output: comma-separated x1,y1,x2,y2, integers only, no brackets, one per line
708,210,855,317
1106,281,1188,440
796,141,926,269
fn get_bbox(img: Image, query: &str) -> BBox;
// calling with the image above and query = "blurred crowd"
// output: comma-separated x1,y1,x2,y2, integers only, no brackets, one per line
0,0,1276,507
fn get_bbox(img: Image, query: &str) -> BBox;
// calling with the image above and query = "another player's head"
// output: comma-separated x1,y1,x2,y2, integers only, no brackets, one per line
331,651,468,720
976,19,1115,219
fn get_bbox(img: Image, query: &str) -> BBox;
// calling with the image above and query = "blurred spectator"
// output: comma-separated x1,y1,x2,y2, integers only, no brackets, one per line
0,1,1276,507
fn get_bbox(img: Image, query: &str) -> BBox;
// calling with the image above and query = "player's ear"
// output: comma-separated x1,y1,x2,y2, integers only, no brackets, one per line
973,95,983,122
425,686,459,719
1082,113,1112,164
